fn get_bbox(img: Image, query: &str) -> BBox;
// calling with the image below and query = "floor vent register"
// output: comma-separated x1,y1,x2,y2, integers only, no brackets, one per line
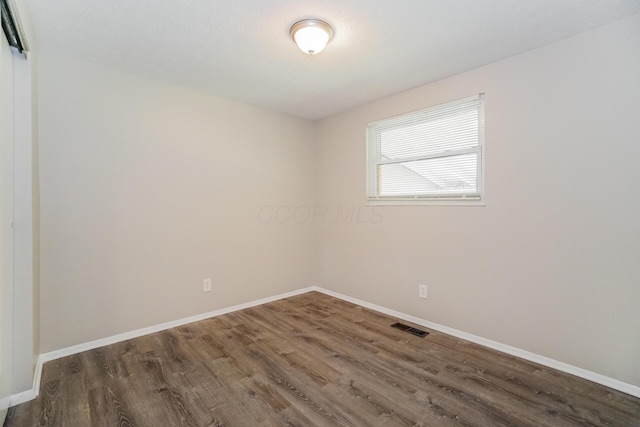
391,322,429,338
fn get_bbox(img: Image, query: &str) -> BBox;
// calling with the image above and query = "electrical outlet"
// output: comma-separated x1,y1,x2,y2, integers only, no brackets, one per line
419,284,428,299
203,278,212,292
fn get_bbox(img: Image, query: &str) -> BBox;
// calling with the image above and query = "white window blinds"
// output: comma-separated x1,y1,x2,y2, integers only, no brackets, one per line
367,94,484,203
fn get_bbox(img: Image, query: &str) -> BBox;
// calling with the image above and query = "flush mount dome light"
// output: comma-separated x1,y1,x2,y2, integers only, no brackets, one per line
290,19,333,55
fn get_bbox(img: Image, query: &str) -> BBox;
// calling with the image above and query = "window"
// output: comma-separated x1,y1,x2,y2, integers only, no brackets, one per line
366,94,484,205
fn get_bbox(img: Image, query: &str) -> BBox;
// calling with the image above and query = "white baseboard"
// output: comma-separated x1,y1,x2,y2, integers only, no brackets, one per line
8,389,36,407
38,287,315,365
9,354,43,407
0,396,10,412
10,285,640,407
314,287,640,399
9,286,314,406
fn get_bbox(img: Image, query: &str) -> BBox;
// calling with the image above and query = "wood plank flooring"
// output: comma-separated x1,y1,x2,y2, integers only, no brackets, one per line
5,291,640,426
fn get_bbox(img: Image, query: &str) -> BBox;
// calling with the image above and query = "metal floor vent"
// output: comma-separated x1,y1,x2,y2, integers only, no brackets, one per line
391,322,429,338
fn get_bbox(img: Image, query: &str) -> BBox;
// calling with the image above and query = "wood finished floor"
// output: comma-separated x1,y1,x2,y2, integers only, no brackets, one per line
5,292,640,426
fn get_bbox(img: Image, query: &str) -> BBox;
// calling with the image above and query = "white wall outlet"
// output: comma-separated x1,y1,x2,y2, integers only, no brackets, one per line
203,278,212,292
419,284,428,299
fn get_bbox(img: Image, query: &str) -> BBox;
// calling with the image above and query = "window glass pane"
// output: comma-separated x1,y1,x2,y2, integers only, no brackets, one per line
378,152,478,196
380,108,478,161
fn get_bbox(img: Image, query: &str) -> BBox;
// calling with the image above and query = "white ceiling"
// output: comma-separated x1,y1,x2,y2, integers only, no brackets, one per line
27,0,640,119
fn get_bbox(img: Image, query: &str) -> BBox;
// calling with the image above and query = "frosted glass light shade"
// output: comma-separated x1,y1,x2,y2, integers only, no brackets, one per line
290,19,333,55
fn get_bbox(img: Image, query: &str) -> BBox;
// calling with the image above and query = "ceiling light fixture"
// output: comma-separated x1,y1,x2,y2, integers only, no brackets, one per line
290,19,333,55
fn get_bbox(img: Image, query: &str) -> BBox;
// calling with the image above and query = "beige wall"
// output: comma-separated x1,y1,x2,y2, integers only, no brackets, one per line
316,14,640,387
11,0,39,394
38,52,317,352
37,13,640,389
1,0,38,402
1,31,15,420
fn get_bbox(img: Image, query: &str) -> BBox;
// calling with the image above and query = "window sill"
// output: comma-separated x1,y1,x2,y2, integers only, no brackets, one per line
367,198,486,207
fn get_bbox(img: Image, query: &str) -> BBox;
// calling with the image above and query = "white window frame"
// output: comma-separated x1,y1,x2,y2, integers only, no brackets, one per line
366,94,485,206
